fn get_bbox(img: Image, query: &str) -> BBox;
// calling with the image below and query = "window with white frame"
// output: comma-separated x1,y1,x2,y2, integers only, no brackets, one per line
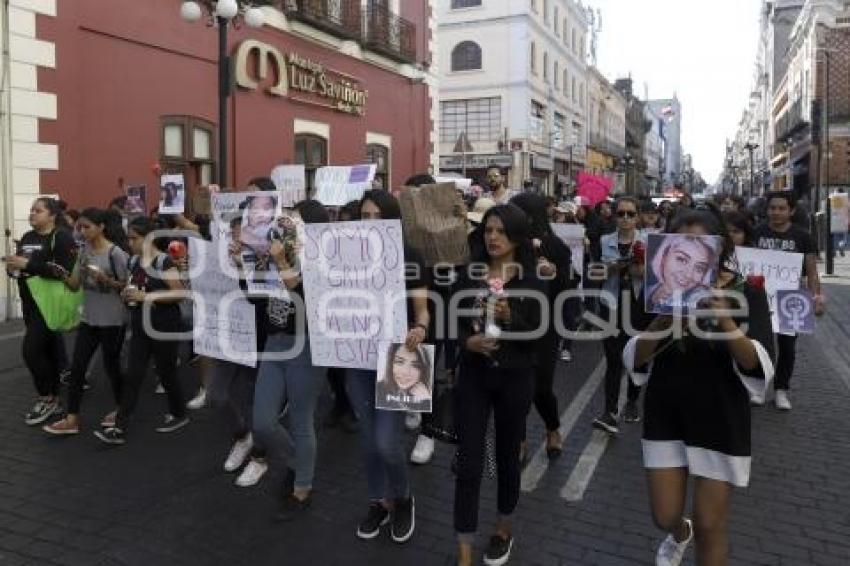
440,97,502,143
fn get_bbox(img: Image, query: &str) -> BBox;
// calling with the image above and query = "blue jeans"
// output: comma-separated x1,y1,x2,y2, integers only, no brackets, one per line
345,368,410,501
252,333,324,490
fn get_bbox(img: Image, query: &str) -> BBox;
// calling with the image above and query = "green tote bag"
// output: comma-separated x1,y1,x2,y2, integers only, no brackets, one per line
26,275,83,332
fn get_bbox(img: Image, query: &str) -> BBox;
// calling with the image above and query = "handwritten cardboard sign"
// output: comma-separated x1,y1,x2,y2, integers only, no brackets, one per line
189,239,257,367
399,183,470,267
299,220,408,369
313,164,377,206
551,223,585,287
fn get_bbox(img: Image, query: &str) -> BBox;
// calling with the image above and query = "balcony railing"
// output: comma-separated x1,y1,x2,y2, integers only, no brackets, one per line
364,3,416,63
285,0,363,41
775,98,807,143
588,132,626,158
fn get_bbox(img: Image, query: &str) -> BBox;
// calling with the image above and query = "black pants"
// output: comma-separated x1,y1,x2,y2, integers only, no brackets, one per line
603,333,641,415
454,364,534,534
326,366,352,415
532,333,560,433
116,326,185,431
22,304,61,398
775,333,798,391
67,323,125,415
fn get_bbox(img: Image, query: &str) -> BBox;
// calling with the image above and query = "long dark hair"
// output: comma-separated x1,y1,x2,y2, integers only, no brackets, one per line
35,197,70,231
722,210,755,247
360,189,401,220
510,192,552,238
80,207,128,251
471,204,536,272
127,216,168,253
383,343,431,394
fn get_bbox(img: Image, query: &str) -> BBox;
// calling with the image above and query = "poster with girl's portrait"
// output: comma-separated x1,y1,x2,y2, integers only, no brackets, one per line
159,174,185,214
239,192,286,294
124,185,146,217
375,343,435,413
644,233,722,315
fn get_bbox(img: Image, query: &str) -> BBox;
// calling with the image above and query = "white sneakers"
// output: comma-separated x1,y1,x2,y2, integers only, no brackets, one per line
224,434,254,473
410,435,435,465
750,393,765,406
235,459,268,487
404,411,422,431
774,390,792,411
656,518,693,566
187,387,207,410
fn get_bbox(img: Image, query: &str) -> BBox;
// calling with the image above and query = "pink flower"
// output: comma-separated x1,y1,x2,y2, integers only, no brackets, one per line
488,277,505,296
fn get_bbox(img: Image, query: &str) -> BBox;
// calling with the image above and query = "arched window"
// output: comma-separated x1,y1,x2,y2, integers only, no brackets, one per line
451,41,482,71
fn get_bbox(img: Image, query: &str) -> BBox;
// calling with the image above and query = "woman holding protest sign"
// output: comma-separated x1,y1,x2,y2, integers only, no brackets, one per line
346,189,429,544
624,208,775,566
454,203,545,566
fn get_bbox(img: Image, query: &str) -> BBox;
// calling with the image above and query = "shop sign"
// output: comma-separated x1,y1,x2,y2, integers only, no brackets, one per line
532,154,554,171
234,40,368,116
439,154,513,169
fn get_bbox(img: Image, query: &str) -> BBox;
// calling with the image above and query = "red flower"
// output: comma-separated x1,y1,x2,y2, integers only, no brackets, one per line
746,275,765,290
632,241,646,264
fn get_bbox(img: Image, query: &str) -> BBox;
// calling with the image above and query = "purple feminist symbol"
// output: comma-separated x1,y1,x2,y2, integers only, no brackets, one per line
778,292,812,332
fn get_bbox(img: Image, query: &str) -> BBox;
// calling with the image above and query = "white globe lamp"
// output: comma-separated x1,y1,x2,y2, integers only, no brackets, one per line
215,0,239,20
244,7,265,28
180,1,203,22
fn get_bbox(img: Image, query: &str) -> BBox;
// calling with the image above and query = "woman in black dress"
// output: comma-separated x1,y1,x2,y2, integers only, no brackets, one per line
624,208,775,566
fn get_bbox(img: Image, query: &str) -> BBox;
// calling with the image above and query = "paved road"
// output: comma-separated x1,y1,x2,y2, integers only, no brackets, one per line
1,275,849,565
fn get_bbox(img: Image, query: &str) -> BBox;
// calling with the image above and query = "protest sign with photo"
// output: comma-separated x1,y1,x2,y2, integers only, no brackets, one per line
399,183,470,267
735,246,803,332
375,342,434,413
776,289,816,335
240,192,285,294
211,191,248,241
644,233,722,315
159,174,185,214
313,164,376,206
189,239,258,367
551,223,586,287
124,185,146,217
271,164,307,208
299,220,408,370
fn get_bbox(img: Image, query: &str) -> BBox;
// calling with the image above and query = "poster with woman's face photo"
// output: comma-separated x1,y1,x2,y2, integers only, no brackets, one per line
375,343,435,413
238,192,284,294
124,185,146,217
159,174,185,214
644,233,722,315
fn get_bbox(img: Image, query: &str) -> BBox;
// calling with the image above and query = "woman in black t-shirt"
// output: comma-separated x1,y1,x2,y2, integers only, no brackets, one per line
94,217,188,445
4,197,76,426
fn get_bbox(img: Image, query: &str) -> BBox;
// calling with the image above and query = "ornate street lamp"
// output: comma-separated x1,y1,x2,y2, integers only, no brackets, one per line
180,1,266,186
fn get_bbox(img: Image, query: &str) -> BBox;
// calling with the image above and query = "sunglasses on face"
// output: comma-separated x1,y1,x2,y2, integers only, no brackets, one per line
616,210,638,219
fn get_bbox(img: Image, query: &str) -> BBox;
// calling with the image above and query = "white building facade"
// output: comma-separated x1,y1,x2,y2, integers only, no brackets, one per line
437,0,589,194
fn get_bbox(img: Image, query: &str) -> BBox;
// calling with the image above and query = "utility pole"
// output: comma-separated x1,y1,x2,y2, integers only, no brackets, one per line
743,142,759,199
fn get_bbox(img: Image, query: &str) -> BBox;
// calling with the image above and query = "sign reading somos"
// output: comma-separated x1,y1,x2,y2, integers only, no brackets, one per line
235,40,368,116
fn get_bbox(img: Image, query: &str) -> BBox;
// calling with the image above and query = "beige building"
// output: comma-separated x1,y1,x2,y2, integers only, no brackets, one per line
585,66,626,191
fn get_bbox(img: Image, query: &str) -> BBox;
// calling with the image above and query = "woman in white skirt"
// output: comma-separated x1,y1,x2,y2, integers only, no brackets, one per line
624,206,775,566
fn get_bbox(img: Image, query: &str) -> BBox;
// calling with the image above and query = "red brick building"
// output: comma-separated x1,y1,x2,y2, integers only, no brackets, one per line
33,0,436,208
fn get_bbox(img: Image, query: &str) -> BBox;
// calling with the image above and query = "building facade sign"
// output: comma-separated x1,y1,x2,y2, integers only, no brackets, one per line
235,40,368,116
439,154,513,169
532,154,554,171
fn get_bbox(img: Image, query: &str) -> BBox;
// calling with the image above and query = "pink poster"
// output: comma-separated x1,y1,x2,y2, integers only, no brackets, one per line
576,172,614,206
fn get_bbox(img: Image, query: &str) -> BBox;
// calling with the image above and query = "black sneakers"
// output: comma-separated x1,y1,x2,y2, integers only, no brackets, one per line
274,493,312,523
154,414,190,433
622,402,641,423
356,502,390,540
94,427,126,445
24,399,61,426
390,496,415,543
592,412,620,435
483,534,514,566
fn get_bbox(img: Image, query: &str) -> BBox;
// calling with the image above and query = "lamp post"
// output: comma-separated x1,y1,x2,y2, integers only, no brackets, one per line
180,1,265,187
623,151,635,195
743,141,759,200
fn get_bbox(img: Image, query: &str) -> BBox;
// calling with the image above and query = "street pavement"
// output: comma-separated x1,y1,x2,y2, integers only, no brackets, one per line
1,260,850,565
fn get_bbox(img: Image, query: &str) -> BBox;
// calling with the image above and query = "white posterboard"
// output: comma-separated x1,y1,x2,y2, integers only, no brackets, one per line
271,164,307,208
435,177,473,192
159,173,185,214
551,223,586,287
189,239,258,367
299,220,408,369
211,192,248,241
313,164,377,206
830,192,849,233
735,246,803,333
